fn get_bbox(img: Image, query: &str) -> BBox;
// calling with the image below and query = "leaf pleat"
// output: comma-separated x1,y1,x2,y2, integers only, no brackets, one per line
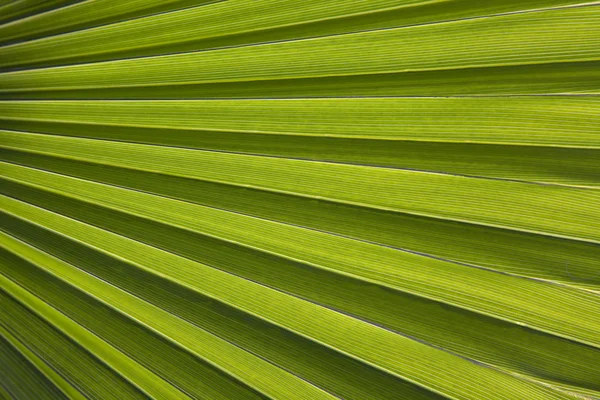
1,1,599,399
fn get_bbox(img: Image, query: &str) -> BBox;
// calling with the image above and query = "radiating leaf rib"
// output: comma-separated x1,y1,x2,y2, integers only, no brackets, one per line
0,324,87,400
1,220,448,400
0,330,72,400
0,1,592,69
0,381,12,399
3,162,599,349
3,148,599,290
0,278,150,400
2,127,598,188
1,98,598,147
0,233,343,400
1,6,599,90
0,272,197,400
0,195,581,400
0,0,219,45
3,62,599,99
0,0,83,25
2,99,600,186
2,131,599,243
2,170,600,397
1,1,598,398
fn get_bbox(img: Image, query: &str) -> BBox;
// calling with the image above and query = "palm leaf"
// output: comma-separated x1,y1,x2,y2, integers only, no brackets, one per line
1,1,599,399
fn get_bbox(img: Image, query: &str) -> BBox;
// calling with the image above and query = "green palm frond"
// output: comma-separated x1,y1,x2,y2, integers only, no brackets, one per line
1,1,599,399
